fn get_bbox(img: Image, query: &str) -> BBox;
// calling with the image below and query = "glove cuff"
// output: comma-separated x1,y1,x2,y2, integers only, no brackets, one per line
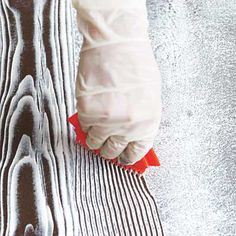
72,0,147,10
72,1,150,52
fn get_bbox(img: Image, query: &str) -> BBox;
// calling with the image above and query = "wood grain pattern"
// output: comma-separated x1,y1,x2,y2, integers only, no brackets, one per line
0,0,164,235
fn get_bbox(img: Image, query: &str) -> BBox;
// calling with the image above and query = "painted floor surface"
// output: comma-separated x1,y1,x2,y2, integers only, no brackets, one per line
144,1,236,236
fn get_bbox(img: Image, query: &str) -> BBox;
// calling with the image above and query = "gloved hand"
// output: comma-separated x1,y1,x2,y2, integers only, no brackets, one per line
72,0,162,165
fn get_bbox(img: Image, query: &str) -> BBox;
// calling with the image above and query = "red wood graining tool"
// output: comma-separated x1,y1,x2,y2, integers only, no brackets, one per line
68,113,160,174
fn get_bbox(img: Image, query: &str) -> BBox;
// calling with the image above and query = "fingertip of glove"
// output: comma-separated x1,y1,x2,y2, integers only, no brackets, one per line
86,136,100,150
117,153,134,165
100,148,117,160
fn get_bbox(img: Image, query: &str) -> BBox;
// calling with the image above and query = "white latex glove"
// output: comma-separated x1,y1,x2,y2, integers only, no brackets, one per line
72,0,162,165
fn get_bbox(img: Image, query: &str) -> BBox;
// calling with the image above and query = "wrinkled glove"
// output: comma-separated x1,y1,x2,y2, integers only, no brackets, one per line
72,0,162,165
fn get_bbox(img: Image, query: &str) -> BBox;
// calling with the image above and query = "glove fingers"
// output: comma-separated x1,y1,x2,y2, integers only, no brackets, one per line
99,135,128,160
77,117,90,133
86,125,121,150
117,139,153,165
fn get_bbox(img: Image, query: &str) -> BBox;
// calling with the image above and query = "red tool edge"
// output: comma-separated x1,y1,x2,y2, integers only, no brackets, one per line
68,113,160,174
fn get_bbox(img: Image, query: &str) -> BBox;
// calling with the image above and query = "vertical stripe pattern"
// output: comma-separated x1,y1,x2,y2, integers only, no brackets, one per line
75,145,164,236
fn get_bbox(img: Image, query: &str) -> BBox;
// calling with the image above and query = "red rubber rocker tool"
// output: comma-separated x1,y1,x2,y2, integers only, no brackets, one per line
68,113,160,174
